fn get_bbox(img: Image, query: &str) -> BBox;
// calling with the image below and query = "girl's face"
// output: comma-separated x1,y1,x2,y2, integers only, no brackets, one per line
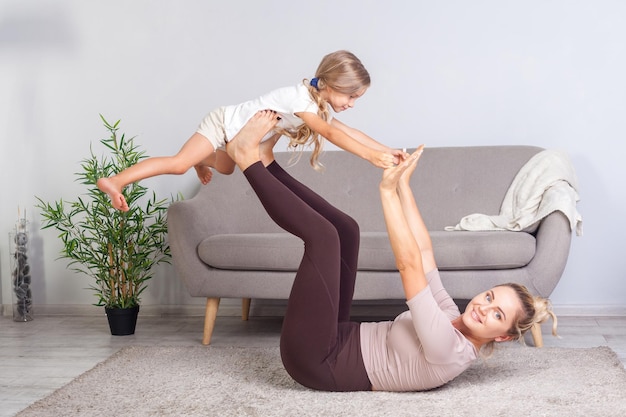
461,286,523,343
321,87,368,113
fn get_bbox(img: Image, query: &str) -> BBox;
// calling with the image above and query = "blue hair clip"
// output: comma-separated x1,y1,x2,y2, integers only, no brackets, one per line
310,77,319,89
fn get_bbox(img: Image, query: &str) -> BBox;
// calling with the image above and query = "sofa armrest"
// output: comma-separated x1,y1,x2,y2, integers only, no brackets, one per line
167,197,218,296
526,211,573,297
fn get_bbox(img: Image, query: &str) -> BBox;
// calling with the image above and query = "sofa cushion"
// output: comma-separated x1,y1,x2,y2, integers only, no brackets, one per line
197,231,536,272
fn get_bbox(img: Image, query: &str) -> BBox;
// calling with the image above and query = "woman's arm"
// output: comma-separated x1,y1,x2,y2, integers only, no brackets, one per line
395,145,437,274
296,111,401,168
380,150,428,300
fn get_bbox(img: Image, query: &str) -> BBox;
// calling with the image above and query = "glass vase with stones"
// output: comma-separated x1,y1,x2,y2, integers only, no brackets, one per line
10,223,33,322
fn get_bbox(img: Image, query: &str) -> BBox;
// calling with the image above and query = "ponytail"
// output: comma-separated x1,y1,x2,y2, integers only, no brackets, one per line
275,80,329,171
505,283,558,341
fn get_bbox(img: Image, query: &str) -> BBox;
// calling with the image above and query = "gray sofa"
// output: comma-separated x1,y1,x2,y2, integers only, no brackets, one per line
167,146,572,346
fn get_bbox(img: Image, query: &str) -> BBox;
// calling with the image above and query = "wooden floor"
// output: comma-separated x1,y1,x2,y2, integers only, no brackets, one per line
1,313,625,417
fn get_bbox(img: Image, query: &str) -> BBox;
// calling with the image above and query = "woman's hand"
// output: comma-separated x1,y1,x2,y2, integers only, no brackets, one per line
399,145,424,185
380,146,424,191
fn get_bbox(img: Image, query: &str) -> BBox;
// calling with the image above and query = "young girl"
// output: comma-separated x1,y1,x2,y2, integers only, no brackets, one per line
97,50,402,211
226,111,558,392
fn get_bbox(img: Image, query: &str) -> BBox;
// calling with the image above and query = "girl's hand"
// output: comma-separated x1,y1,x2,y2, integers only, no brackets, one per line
380,147,424,191
391,148,410,165
368,149,397,169
376,147,411,167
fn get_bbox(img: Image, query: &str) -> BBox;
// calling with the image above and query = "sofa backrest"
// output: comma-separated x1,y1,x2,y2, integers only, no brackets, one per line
190,145,543,233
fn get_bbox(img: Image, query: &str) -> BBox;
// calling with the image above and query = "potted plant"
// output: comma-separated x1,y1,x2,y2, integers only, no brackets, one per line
36,115,173,335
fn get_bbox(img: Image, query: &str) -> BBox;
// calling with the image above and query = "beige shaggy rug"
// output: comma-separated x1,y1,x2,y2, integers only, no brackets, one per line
16,345,626,417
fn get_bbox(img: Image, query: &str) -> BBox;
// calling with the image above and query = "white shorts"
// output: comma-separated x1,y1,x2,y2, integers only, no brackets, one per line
196,106,227,150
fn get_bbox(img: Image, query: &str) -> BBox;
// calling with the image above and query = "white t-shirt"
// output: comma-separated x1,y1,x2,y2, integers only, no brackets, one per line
360,269,478,392
223,83,321,142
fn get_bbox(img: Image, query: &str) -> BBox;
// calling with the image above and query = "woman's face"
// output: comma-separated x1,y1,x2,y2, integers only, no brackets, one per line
461,286,523,343
321,87,367,113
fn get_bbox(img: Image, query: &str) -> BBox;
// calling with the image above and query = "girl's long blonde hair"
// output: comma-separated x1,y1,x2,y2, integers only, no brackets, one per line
279,50,370,170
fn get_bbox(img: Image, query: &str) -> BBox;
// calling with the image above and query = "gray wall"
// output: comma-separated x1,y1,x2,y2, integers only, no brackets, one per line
1,0,624,313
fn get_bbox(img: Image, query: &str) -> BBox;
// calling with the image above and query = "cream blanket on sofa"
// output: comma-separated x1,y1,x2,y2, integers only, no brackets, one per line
446,149,583,236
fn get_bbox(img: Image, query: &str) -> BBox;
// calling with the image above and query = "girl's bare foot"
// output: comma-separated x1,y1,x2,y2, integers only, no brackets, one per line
194,164,214,185
193,150,236,185
226,110,281,171
194,151,216,185
96,177,129,212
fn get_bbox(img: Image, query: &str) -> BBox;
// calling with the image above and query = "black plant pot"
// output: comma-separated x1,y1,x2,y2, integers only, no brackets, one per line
105,305,140,336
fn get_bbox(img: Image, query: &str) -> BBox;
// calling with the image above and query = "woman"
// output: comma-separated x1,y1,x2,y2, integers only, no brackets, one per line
227,110,557,392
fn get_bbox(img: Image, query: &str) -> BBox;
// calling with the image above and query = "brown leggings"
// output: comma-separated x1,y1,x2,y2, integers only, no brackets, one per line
243,161,371,391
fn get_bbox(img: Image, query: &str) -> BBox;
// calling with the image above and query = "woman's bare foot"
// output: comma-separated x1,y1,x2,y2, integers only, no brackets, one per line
226,110,280,171
260,135,280,166
96,177,129,212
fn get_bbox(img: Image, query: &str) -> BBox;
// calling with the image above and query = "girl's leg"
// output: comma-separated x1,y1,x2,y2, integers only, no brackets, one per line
97,132,215,211
193,149,236,185
212,149,236,174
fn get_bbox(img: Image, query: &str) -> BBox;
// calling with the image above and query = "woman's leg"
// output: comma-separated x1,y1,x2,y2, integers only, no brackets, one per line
244,162,345,390
258,138,359,322
229,112,369,391
265,161,359,322
246,162,369,391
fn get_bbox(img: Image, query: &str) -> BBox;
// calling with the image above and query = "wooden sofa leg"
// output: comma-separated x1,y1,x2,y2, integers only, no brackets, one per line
530,322,544,347
242,298,251,321
202,297,220,345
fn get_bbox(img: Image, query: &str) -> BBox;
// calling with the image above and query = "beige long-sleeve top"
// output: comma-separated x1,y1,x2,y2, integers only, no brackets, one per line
360,269,478,391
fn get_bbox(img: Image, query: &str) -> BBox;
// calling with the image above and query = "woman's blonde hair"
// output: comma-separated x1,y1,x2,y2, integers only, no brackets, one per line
482,283,558,356
279,50,370,170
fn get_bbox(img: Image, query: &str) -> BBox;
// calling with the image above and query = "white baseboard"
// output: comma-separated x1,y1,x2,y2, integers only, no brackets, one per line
3,301,626,318
551,304,626,316
1,304,210,317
